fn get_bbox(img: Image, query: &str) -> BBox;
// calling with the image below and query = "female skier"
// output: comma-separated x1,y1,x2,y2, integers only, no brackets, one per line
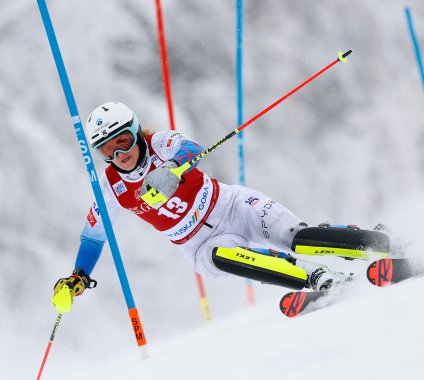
52,101,388,312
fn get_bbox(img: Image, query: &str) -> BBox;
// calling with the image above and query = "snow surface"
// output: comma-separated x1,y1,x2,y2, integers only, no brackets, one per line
2,0,424,379
49,274,424,380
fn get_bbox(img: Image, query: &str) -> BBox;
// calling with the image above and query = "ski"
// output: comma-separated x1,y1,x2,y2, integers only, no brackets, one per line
279,290,331,317
279,276,355,317
280,258,424,317
366,258,424,287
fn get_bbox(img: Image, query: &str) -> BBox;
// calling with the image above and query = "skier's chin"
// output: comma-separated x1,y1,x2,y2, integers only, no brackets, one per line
115,155,137,171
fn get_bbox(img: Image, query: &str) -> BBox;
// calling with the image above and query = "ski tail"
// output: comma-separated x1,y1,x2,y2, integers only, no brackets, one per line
367,258,423,286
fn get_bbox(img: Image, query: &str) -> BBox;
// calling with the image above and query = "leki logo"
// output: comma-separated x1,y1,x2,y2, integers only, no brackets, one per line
315,249,335,254
236,252,256,262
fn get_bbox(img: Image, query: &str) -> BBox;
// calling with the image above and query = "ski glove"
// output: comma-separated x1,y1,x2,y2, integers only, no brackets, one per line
52,269,97,313
141,160,180,208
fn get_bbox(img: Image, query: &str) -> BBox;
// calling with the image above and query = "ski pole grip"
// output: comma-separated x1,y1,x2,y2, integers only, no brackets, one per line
338,50,352,63
52,285,72,314
141,162,191,208
170,161,191,178
141,185,169,209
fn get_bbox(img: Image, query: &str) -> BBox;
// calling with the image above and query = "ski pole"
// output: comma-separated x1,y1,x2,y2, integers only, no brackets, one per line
142,50,352,208
36,314,63,380
37,0,148,353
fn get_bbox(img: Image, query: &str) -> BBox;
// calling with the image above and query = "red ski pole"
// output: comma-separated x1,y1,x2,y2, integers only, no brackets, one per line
143,50,353,208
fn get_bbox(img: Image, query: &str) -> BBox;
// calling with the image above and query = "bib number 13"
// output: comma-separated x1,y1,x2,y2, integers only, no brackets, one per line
157,197,188,219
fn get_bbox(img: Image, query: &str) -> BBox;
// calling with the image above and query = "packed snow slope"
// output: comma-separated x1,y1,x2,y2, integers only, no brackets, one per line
51,272,424,380
2,0,424,379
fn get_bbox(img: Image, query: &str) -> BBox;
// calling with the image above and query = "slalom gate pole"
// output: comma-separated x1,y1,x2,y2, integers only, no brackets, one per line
142,50,352,207
36,0,148,355
155,0,177,131
236,0,255,306
155,0,212,321
405,7,424,92
36,314,62,380
195,272,212,320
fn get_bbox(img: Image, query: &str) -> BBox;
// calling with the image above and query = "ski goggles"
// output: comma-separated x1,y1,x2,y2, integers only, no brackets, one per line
95,130,137,162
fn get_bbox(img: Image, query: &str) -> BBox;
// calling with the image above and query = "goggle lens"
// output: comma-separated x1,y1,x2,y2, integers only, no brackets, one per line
96,131,137,162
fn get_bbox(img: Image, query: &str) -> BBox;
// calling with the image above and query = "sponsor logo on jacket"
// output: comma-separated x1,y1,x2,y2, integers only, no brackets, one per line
260,199,276,239
245,196,260,206
129,202,151,215
113,180,127,196
87,201,100,227
166,185,210,238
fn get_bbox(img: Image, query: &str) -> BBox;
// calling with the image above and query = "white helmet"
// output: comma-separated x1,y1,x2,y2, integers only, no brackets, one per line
86,101,145,163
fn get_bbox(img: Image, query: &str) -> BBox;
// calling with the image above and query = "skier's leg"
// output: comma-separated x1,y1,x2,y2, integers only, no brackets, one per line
212,246,350,291
200,184,351,289
228,186,391,259
189,231,350,291
293,256,350,291
221,185,391,260
216,184,307,250
291,224,391,260
211,245,307,290
183,184,349,290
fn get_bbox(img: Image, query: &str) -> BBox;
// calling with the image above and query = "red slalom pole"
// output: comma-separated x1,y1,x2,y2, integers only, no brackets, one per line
36,314,62,380
154,0,212,322
195,272,212,320
155,0,176,131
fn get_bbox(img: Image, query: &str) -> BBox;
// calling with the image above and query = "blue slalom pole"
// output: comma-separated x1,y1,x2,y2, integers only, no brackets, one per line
405,7,424,92
236,0,246,186
36,0,147,349
236,0,254,305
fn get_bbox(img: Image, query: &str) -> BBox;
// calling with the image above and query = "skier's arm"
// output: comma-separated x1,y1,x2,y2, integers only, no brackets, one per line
172,140,203,171
152,130,204,171
74,226,106,276
141,131,204,204
73,174,121,275
52,174,120,313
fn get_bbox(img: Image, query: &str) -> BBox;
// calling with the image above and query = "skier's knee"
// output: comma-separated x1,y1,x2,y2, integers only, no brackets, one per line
212,246,306,290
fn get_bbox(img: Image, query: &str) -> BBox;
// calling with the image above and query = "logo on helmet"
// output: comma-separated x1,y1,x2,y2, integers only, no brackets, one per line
96,118,103,126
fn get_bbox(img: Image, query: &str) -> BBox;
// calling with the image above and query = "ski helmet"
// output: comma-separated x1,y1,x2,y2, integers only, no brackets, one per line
85,101,146,163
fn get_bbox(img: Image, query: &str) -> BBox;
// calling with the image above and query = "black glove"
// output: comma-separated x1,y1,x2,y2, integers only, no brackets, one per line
52,269,97,313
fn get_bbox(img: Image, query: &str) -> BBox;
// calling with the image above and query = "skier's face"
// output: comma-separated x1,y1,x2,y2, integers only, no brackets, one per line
112,142,140,171
96,130,137,162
